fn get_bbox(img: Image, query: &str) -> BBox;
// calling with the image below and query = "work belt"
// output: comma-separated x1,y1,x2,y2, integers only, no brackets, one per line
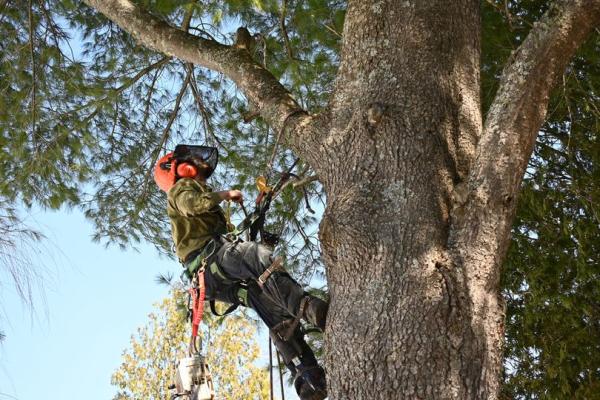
183,235,246,317
183,237,223,278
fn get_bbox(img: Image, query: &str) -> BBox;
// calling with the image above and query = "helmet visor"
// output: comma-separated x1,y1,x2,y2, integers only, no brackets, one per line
173,144,219,178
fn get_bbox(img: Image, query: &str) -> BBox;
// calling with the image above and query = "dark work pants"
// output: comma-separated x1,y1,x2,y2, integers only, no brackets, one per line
202,239,317,369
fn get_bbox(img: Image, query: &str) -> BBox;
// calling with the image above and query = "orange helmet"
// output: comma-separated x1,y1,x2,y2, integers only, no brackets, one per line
153,145,218,192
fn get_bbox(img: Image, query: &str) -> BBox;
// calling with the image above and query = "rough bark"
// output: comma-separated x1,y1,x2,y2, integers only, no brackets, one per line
318,1,600,398
83,0,600,398
319,1,483,398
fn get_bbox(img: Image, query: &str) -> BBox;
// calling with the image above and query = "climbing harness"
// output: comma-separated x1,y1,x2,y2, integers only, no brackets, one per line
275,296,310,341
258,257,284,289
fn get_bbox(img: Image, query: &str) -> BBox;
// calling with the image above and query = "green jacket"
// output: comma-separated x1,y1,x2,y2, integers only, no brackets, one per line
167,178,228,261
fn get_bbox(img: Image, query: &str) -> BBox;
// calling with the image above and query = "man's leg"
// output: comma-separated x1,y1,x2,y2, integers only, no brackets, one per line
206,275,326,400
214,240,328,329
242,282,327,400
210,240,328,399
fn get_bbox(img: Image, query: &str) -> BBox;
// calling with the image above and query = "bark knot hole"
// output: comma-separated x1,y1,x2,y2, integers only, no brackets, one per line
367,102,386,126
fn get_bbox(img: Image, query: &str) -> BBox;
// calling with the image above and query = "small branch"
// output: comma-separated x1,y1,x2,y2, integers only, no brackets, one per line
114,57,171,94
186,63,228,150
109,101,119,139
37,0,77,62
142,66,164,127
562,73,574,147
322,23,342,38
181,5,194,31
28,0,37,141
189,26,218,42
37,0,66,61
292,175,319,189
153,71,191,158
73,57,170,115
293,218,310,245
139,72,191,203
140,6,195,127
279,0,295,60
242,110,261,123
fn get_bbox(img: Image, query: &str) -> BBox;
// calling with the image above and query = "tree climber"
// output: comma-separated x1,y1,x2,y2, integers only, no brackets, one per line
154,144,329,400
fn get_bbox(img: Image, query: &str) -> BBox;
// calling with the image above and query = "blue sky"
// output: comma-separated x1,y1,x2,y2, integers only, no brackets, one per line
0,208,171,399
0,207,297,400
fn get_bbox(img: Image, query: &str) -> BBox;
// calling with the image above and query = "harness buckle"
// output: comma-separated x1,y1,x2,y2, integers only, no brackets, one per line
257,257,284,289
199,258,208,273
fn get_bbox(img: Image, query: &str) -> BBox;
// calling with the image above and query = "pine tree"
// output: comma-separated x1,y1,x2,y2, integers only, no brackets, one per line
2,0,600,397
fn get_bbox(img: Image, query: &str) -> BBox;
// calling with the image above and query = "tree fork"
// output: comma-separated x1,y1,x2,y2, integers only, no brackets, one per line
448,0,600,397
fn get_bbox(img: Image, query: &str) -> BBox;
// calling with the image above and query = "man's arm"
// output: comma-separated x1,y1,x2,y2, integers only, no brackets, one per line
174,180,243,217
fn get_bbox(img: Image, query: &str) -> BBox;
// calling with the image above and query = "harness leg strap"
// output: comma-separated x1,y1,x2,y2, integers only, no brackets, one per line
271,296,310,342
269,319,316,367
257,257,284,289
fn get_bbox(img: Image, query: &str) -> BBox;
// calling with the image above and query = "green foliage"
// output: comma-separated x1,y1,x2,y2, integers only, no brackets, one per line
0,0,337,261
0,200,47,308
111,288,270,399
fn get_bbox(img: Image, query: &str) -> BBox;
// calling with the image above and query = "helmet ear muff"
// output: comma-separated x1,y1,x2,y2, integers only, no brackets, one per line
176,162,198,178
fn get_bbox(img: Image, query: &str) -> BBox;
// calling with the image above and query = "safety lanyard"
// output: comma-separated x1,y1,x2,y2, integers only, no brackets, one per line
189,270,206,339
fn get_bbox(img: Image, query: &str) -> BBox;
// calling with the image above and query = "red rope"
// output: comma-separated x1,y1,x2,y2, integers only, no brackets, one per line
189,270,206,338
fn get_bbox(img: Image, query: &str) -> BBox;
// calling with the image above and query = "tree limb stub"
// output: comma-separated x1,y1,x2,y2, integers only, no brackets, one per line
81,0,321,160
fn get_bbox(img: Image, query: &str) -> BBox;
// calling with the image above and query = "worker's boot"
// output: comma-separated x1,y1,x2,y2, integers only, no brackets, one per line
302,295,328,331
270,323,327,400
294,365,327,400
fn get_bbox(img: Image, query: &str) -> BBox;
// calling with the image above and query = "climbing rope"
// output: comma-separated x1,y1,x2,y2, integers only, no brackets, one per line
268,336,286,400
264,109,305,180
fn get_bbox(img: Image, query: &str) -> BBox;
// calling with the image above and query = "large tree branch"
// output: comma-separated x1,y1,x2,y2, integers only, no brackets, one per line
474,0,600,211
452,0,600,251
81,0,323,164
447,2,600,391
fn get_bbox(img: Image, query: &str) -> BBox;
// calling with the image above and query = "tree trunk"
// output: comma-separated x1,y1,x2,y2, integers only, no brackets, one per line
82,0,600,398
317,1,493,398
